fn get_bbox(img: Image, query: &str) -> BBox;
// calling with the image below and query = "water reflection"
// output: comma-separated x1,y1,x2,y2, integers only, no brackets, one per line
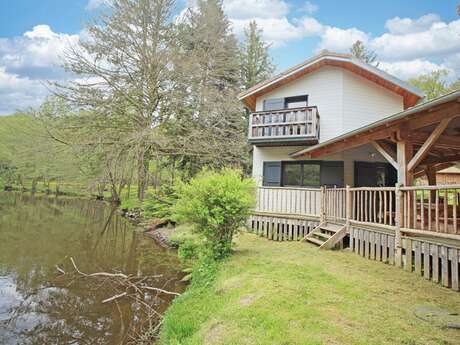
0,193,185,344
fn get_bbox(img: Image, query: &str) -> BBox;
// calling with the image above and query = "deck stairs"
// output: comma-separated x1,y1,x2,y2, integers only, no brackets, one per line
301,221,348,249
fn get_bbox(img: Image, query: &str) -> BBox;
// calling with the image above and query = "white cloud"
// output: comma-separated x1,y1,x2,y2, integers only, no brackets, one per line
385,13,441,35
223,0,289,19
0,67,47,114
301,1,318,15
231,17,304,47
317,26,368,52
0,25,81,114
85,0,109,11
298,16,324,36
379,59,451,80
0,25,80,79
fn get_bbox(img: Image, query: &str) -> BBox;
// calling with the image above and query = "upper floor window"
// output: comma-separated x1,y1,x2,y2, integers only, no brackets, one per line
285,95,308,109
263,95,308,111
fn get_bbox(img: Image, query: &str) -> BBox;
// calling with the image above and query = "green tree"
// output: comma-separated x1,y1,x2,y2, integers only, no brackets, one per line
168,0,249,173
407,70,449,100
350,40,379,66
240,20,275,90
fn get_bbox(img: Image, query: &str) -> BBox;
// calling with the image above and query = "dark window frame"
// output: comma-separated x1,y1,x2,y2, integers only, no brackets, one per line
284,95,308,109
262,95,309,111
280,161,322,188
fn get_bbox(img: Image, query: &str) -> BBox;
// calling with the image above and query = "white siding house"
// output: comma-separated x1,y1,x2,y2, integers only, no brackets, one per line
239,51,424,189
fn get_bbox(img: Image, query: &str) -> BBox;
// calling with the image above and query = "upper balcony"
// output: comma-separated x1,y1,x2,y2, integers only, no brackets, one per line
248,106,320,146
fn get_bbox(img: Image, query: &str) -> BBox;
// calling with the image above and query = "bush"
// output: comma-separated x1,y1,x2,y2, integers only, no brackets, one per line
120,197,142,211
172,169,255,260
142,184,178,220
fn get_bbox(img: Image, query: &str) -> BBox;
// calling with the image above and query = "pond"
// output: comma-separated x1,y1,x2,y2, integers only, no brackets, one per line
0,193,186,344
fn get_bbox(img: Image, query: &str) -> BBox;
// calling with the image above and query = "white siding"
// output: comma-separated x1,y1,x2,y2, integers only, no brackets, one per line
342,69,403,132
253,144,388,186
256,66,344,142
252,64,405,187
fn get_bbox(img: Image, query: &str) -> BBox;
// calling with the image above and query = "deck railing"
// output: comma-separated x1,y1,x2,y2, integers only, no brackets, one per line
349,187,396,227
248,106,320,143
400,185,460,235
255,186,321,218
254,184,460,237
324,187,347,222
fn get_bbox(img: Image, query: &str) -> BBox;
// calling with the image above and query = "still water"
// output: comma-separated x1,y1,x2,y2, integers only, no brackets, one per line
0,193,185,344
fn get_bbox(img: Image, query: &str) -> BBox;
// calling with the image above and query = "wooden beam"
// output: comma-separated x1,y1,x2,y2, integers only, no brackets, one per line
407,118,451,172
397,139,413,186
413,162,456,179
409,132,460,149
372,141,398,169
421,153,460,165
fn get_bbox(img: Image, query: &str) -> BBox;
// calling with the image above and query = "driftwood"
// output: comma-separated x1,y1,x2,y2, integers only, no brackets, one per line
55,257,181,344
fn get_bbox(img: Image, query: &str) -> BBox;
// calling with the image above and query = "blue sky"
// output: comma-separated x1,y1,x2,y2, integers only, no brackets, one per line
0,0,459,114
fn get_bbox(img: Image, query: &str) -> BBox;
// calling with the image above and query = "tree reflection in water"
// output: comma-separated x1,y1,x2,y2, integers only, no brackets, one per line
0,193,185,345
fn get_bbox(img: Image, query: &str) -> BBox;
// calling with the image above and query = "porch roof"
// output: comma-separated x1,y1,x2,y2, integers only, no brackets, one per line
291,89,460,178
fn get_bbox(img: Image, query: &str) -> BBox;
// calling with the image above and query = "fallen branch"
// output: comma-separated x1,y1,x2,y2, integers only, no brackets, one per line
102,292,128,304
139,285,181,296
70,257,129,279
55,265,66,275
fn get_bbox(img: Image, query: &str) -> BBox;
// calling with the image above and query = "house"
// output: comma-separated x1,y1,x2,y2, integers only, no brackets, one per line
239,51,424,189
418,166,460,185
238,51,460,292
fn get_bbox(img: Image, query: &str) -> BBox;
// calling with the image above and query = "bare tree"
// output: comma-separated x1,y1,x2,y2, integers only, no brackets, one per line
52,0,176,200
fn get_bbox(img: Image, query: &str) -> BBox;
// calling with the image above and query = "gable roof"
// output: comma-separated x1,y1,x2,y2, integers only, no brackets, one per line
238,51,425,111
439,166,460,174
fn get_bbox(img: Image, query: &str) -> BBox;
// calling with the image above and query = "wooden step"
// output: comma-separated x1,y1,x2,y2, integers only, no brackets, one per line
314,231,331,240
306,236,325,246
321,226,339,233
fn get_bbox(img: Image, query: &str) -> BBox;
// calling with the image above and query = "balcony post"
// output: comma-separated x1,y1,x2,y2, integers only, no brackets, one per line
395,183,403,267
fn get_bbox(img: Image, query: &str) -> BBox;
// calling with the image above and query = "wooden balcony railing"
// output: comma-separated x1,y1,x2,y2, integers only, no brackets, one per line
248,106,320,145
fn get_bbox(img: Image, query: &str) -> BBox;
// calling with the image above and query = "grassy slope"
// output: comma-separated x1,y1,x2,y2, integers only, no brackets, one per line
161,233,460,345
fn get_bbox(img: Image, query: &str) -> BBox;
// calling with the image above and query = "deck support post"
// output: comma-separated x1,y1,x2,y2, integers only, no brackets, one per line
320,186,326,223
395,134,413,266
345,185,352,248
395,183,403,267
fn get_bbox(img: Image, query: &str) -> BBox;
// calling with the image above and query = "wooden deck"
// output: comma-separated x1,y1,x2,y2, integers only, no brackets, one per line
248,184,460,292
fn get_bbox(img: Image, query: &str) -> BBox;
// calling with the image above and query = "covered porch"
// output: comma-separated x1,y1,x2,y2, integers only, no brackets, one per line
249,90,460,292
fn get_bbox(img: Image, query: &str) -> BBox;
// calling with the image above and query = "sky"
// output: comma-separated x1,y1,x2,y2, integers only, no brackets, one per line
0,0,459,114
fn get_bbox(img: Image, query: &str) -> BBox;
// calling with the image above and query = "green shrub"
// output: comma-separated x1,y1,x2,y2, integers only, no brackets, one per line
142,184,178,220
172,169,255,260
177,238,202,261
120,197,142,211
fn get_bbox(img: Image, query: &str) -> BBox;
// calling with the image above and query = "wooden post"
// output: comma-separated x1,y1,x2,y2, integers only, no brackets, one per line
395,183,403,267
346,185,352,248
320,186,326,223
346,185,352,224
426,166,437,203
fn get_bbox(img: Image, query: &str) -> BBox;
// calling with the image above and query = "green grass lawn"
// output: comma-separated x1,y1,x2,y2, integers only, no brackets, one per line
161,233,460,345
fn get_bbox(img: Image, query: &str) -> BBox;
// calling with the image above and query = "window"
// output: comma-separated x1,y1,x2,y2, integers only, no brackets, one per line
303,164,320,186
263,161,344,188
282,162,320,187
285,95,308,109
262,95,308,111
263,98,284,111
